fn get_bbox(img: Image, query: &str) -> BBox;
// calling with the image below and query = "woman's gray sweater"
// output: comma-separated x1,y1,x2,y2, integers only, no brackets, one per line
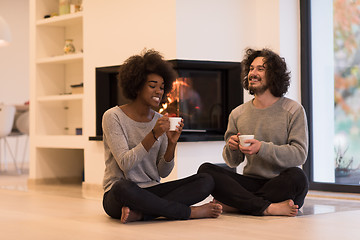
102,107,174,192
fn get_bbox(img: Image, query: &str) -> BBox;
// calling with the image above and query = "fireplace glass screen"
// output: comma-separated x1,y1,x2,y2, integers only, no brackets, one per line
158,70,223,132
93,60,242,141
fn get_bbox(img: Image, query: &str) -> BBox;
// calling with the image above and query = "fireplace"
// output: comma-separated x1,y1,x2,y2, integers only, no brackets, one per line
90,60,243,142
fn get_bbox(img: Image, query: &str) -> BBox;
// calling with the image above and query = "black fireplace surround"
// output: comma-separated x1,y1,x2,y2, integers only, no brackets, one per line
89,60,243,142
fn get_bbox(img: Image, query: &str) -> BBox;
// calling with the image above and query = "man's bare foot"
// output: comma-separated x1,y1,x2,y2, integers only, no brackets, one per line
211,198,239,213
263,199,299,217
190,202,223,219
120,206,143,224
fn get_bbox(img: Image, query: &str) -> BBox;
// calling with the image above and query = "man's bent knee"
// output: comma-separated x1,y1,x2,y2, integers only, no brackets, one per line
197,162,216,174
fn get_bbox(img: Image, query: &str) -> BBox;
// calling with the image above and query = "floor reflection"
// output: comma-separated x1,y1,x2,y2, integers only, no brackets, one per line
2,170,360,218
335,169,360,185
300,197,360,216
0,169,28,191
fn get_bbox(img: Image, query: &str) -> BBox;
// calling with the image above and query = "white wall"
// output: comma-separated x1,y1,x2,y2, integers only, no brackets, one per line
280,0,301,102
1,0,301,185
0,0,29,171
241,0,301,103
175,0,251,178
176,0,252,61
0,0,29,105
83,0,301,186
83,0,177,185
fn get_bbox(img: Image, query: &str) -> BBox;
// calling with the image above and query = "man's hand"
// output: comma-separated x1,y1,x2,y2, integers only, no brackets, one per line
239,138,261,155
228,135,240,151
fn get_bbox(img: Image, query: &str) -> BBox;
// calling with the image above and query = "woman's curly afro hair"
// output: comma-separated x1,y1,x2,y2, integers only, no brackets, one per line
241,48,290,97
118,49,177,101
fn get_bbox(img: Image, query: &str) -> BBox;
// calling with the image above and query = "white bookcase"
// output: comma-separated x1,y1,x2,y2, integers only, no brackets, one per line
29,0,85,183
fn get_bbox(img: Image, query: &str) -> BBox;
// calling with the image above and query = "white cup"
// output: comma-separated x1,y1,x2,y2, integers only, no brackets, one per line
169,117,182,131
238,135,254,147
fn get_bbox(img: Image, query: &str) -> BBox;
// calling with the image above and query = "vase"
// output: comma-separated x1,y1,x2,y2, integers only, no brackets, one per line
64,39,75,54
335,168,350,178
59,0,70,15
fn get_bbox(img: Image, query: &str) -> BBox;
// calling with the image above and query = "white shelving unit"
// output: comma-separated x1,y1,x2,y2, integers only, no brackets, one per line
29,0,85,183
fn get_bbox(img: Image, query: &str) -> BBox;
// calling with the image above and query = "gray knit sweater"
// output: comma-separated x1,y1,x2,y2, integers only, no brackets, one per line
223,97,308,179
102,107,174,192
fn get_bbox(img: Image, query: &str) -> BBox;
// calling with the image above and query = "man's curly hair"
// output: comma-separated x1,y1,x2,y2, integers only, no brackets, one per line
118,49,177,101
241,48,290,97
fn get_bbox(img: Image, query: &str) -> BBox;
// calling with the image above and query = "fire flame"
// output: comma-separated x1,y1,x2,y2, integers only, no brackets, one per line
159,77,195,116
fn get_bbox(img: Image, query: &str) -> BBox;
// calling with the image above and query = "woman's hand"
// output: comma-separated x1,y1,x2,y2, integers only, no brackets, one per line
152,114,171,139
161,115,184,162
166,118,184,144
152,114,184,143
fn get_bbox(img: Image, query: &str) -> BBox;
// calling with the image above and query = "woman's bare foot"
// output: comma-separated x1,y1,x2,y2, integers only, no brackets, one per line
211,199,239,213
120,206,143,224
190,202,223,219
263,199,299,217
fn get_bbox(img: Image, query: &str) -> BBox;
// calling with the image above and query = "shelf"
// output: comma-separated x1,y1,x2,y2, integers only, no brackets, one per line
31,0,86,182
37,94,83,102
36,53,83,64
35,135,86,149
36,12,83,27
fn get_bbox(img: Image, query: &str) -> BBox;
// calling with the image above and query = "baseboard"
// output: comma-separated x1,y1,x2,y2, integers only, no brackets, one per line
308,190,360,201
82,182,103,200
27,176,82,185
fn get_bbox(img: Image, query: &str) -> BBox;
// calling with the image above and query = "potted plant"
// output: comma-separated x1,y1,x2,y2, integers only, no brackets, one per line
335,145,353,177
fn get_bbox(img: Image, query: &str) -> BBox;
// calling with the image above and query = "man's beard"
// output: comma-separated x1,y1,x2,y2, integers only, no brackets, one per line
248,76,268,95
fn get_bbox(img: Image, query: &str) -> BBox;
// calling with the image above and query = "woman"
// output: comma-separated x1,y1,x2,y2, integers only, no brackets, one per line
102,49,222,223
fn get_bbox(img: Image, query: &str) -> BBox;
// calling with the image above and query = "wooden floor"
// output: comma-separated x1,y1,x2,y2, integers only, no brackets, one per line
1,170,360,240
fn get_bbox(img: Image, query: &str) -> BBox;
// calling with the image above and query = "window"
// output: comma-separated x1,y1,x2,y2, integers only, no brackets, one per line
301,0,360,192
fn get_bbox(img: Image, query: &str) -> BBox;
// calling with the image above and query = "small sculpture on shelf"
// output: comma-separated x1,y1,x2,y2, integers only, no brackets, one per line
70,82,83,94
64,39,75,54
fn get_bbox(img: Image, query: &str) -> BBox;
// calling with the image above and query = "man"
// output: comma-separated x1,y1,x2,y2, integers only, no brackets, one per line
198,48,309,217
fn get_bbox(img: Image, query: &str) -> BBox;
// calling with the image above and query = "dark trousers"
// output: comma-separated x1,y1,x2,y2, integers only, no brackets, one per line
197,163,309,216
103,173,214,220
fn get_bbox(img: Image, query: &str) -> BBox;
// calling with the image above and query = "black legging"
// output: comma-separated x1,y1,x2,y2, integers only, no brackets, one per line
103,173,214,221
197,163,309,216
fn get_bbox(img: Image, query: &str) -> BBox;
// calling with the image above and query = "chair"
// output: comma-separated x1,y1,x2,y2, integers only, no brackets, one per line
15,110,29,171
0,104,19,173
